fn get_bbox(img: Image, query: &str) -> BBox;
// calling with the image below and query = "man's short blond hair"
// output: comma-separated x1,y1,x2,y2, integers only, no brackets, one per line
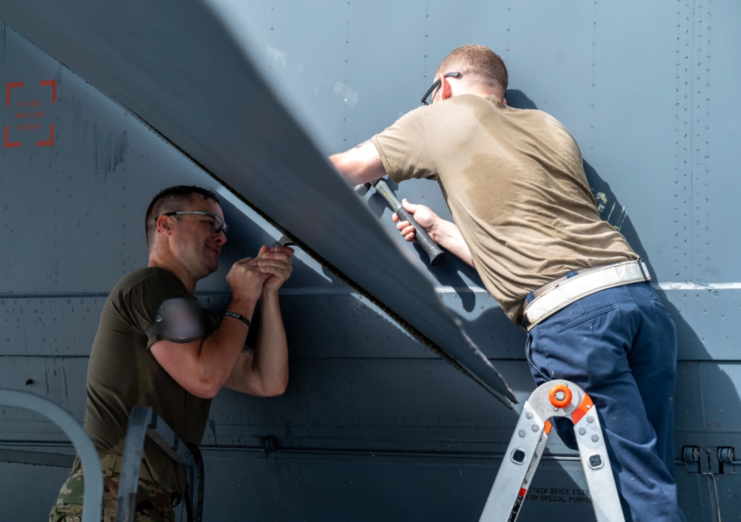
436,45,508,94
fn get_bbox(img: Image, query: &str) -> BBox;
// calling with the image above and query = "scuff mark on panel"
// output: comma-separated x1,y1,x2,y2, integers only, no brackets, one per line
93,123,128,180
266,45,287,68
333,80,359,108
71,96,88,145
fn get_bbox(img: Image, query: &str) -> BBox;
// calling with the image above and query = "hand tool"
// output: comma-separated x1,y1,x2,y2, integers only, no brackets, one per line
355,179,444,266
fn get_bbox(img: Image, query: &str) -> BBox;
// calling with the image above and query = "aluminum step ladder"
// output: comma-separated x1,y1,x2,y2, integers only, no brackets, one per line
479,379,625,522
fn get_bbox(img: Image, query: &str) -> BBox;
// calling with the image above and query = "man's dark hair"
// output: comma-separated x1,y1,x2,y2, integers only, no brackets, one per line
436,44,508,95
145,186,221,246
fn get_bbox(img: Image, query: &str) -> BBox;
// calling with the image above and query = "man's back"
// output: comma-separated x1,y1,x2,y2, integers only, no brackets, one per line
373,94,637,322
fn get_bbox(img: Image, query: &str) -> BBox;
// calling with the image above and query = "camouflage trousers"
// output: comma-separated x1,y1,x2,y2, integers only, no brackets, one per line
49,467,175,522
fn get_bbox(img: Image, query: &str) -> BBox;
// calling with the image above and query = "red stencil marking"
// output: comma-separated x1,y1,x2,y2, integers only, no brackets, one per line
37,123,54,147
39,80,56,103
4,126,21,148
4,80,57,147
5,82,24,106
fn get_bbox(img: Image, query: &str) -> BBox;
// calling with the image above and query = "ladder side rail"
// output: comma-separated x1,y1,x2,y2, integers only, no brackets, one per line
117,406,203,522
479,380,626,522
147,412,194,468
0,389,103,522
185,443,204,522
116,406,153,522
573,411,625,522
147,412,202,522
479,401,546,522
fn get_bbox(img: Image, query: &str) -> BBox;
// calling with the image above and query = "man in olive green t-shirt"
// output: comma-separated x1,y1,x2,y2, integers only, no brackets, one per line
50,185,294,521
330,45,684,521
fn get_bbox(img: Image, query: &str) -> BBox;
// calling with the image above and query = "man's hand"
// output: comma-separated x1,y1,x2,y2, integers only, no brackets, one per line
392,199,440,242
226,256,269,304
224,244,293,397
256,245,294,294
393,199,475,267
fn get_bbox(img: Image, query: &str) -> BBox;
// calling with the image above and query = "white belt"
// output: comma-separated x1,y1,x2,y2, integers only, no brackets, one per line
522,260,650,331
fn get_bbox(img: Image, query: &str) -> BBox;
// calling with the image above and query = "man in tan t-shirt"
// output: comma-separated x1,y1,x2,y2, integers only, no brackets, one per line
50,185,294,521
330,45,684,521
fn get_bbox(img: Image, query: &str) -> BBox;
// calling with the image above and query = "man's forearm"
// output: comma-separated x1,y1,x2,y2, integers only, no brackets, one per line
196,297,257,394
251,291,289,395
431,219,475,267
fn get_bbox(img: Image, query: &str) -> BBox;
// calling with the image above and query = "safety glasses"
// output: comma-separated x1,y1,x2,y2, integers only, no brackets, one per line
421,72,461,105
159,211,228,235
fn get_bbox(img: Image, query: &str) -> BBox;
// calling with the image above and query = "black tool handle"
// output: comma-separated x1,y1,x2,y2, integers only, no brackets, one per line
395,207,445,266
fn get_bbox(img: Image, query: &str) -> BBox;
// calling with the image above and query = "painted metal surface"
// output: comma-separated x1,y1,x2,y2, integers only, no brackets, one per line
0,0,739,520
0,0,515,405
0,389,102,522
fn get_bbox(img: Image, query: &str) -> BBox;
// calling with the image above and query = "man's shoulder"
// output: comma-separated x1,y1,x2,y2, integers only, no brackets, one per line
110,267,188,303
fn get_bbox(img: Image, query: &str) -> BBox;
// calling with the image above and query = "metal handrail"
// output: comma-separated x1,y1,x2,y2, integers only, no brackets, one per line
0,389,103,522
116,406,203,522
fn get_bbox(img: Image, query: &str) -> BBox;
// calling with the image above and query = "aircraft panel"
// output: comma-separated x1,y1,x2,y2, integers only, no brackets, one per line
695,1,741,280
0,0,515,403
0,0,739,520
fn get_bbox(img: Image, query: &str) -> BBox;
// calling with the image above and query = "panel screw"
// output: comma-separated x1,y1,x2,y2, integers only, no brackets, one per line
261,436,278,452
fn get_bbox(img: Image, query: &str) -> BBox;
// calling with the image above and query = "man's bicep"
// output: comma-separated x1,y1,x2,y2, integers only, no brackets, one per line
150,338,212,398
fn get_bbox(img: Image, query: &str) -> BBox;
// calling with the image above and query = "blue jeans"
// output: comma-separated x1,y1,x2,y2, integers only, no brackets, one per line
525,282,685,522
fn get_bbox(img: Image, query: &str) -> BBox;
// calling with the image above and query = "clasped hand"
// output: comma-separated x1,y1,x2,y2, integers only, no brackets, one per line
227,245,294,302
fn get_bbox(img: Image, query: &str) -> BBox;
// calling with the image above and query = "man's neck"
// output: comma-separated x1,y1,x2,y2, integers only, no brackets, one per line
148,254,197,294
471,89,505,102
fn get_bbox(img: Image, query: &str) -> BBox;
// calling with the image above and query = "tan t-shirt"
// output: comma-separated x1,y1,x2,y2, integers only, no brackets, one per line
84,267,219,498
372,94,637,324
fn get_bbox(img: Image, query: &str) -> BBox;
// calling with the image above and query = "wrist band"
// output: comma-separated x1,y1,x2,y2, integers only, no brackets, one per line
224,311,252,327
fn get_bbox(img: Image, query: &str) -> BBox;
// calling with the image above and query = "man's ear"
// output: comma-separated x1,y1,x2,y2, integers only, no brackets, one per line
502,96,507,106
157,215,174,237
440,74,453,101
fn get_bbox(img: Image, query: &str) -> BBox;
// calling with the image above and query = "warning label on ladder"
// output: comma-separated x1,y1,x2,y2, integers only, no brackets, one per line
526,487,592,505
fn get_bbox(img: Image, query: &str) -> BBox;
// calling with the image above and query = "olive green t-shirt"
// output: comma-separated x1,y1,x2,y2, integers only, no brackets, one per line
372,94,638,324
84,267,219,497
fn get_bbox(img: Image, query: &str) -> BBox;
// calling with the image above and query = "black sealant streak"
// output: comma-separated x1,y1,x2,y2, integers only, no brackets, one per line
93,123,128,180
62,367,69,401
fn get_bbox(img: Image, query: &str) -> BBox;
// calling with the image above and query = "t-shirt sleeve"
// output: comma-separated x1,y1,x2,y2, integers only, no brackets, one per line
118,274,195,349
372,106,438,184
